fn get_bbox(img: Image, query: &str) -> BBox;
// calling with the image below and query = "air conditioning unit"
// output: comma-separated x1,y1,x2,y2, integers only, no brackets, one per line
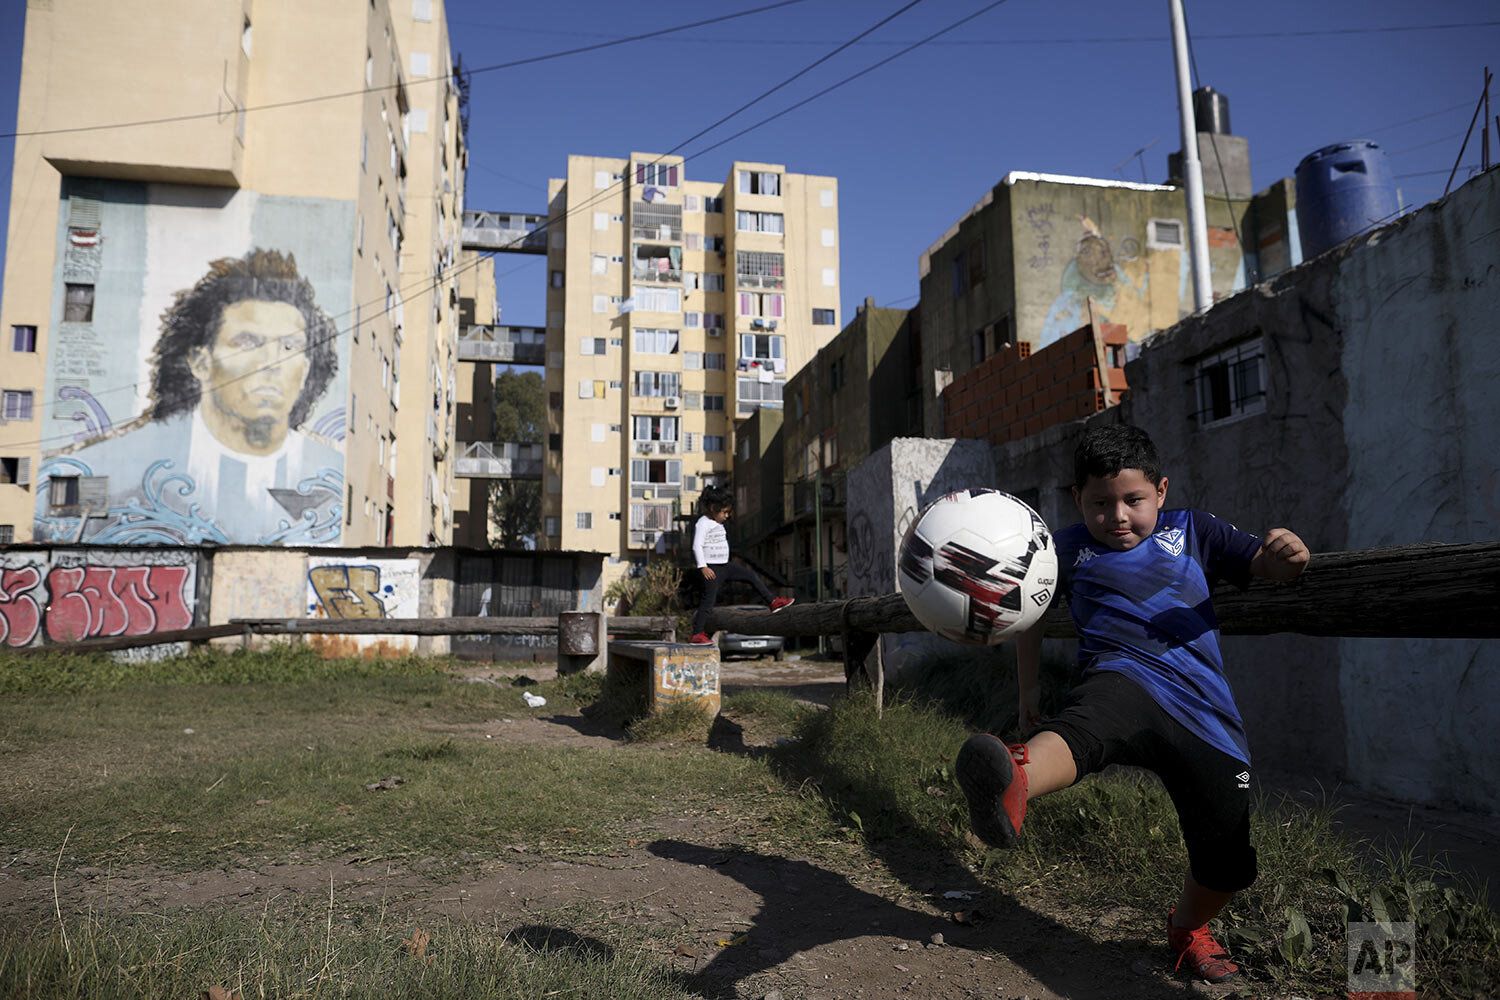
637,441,657,455
663,395,680,409
706,327,723,338
750,318,765,330
766,319,778,331
658,441,678,454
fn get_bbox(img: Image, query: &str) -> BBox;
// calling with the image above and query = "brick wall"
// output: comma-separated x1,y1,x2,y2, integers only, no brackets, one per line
941,323,1129,446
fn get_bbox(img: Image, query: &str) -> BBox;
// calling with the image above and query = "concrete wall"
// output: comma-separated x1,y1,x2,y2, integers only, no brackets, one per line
978,167,1500,813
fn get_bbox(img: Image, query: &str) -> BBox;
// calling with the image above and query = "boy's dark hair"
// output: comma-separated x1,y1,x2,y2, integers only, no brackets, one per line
700,487,733,515
1073,424,1163,489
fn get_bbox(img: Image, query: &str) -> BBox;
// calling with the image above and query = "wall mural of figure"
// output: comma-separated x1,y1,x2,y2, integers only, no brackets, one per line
1038,216,1152,349
36,248,345,545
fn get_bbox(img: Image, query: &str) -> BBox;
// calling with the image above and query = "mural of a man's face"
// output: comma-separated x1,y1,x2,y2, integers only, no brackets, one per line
1076,235,1117,286
188,299,309,453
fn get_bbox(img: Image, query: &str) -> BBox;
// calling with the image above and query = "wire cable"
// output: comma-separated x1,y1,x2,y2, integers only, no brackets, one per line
0,1,808,140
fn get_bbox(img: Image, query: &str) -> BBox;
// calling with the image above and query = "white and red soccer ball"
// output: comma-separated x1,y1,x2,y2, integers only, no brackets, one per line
897,489,1058,645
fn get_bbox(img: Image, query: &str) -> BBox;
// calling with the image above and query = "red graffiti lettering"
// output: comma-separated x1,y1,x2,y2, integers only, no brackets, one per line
0,566,43,647
44,564,194,643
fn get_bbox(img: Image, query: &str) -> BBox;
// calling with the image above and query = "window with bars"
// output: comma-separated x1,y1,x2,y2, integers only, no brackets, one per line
1190,339,1266,427
736,377,784,411
631,202,682,241
576,512,592,530
0,525,12,544
736,250,785,288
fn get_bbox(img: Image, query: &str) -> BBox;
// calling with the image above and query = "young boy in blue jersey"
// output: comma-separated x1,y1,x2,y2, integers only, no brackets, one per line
956,423,1309,983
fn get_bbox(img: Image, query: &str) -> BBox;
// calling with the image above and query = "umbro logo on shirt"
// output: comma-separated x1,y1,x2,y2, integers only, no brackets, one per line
1153,527,1185,557
1235,770,1251,789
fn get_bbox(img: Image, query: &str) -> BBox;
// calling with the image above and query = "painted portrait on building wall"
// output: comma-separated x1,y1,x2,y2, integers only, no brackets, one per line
34,189,352,546
1039,216,1153,347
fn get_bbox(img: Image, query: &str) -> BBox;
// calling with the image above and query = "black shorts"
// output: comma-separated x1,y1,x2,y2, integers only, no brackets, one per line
1035,669,1257,893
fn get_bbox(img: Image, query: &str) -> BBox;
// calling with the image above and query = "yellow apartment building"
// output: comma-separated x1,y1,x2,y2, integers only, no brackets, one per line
541,153,840,583
0,0,467,546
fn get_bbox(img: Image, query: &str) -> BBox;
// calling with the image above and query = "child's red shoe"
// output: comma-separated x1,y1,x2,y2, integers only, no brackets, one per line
956,734,1030,848
1167,908,1240,982
769,596,795,613
689,632,713,645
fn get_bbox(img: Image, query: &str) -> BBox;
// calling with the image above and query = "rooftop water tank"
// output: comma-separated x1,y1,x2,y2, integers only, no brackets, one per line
1193,86,1231,135
1294,140,1400,259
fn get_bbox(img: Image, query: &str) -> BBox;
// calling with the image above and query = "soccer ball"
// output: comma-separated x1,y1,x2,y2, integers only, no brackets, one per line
897,489,1058,645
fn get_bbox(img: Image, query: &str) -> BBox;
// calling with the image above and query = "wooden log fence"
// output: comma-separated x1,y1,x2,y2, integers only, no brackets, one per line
707,541,1500,641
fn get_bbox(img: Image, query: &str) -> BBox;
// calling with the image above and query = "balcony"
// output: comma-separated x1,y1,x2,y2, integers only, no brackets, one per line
734,273,785,290
631,265,683,285
454,441,544,479
461,211,548,253
458,324,546,364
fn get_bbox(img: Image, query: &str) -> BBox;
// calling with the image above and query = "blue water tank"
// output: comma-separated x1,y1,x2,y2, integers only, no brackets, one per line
1294,140,1400,259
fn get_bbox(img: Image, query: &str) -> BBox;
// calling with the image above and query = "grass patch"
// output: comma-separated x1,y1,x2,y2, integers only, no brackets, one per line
0,647,451,695
626,701,715,744
0,904,693,999
722,689,815,730
782,691,1500,998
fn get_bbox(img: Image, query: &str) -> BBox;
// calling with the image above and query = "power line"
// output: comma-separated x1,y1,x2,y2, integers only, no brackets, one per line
8,0,982,451
1387,130,1469,156
447,18,1500,45
0,0,808,140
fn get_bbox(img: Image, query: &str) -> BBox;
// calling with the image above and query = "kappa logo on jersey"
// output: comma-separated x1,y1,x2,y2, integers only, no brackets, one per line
1153,526,1186,558
1235,770,1251,789
1073,548,1096,569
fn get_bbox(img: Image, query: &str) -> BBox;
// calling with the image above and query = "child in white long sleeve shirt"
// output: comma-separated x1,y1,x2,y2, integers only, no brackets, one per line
690,487,794,643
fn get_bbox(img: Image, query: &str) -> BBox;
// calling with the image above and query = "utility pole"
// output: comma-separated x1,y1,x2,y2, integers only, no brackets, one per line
1169,0,1213,313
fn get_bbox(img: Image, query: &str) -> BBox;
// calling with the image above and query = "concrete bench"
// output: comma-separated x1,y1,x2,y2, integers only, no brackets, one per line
606,640,721,718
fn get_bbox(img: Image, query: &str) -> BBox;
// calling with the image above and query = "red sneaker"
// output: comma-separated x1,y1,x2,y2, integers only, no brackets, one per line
689,632,714,645
1167,908,1240,982
769,596,796,613
955,734,1030,848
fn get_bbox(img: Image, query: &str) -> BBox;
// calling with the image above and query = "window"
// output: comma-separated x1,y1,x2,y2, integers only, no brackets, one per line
579,337,607,355
0,457,30,486
683,391,703,410
550,270,564,288
48,475,80,510
576,512,593,530
737,170,781,195
971,329,987,366
829,356,845,392
819,188,835,208
629,459,682,484
548,433,562,451
549,391,562,410
11,326,37,352
545,516,560,537
0,525,12,545
705,394,725,412
636,162,680,188
2,390,33,421
735,211,784,234
704,353,726,370
704,435,725,452
410,52,430,77
1192,339,1266,426
737,291,784,319
631,202,682,241
703,236,724,252
684,195,702,213
820,228,836,247
822,267,837,287
702,272,725,292
740,334,785,363
812,308,836,326
822,431,839,469
684,311,702,328
591,253,608,275
413,0,433,21
704,197,724,214
633,415,679,441
631,287,682,313
64,283,94,323
951,251,967,298
682,351,702,371
632,328,679,354
633,371,680,397
968,239,986,287
1148,218,1184,250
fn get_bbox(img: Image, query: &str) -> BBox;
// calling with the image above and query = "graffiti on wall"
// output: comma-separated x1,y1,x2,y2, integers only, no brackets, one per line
33,180,353,546
1039,215,1155,348
306,557,420,653
0,551,197,647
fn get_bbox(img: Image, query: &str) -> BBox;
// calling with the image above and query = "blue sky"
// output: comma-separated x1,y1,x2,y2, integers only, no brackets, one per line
1,0,1496,327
